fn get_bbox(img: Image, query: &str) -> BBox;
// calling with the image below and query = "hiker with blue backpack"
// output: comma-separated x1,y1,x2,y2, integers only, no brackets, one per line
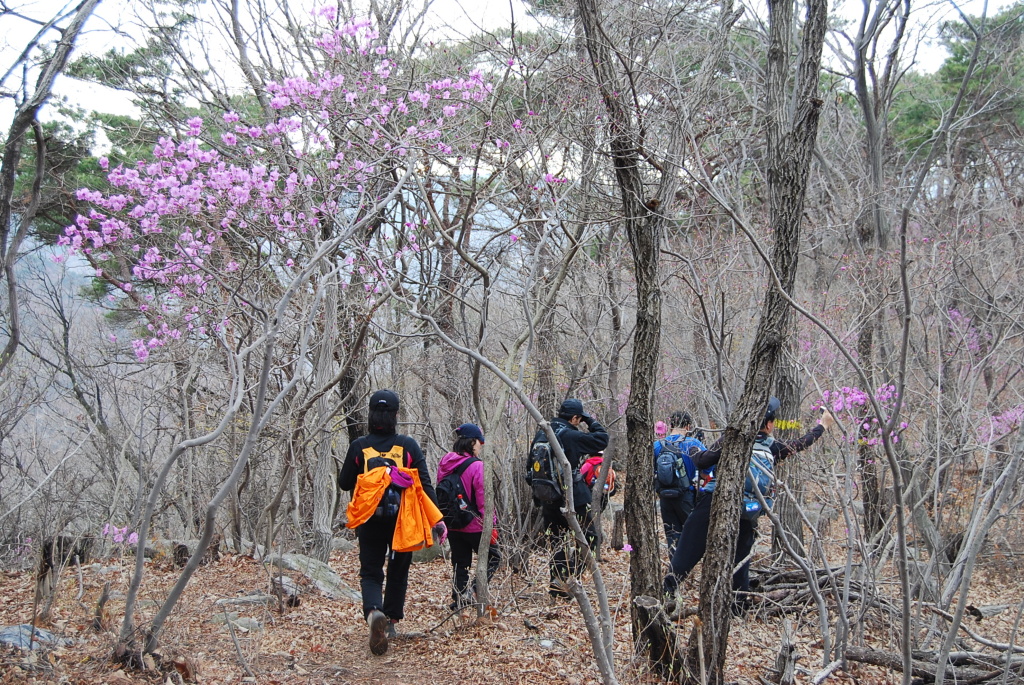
526,398,609,599
435,423,500,611
338,390,445,656
653,411,706,555
663,397,835,610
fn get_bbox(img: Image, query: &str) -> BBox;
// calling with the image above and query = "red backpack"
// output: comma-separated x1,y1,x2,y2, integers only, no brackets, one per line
580,455,616,495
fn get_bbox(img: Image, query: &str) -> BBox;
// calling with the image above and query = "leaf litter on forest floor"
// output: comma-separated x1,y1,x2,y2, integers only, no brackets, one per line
1,538,1022,683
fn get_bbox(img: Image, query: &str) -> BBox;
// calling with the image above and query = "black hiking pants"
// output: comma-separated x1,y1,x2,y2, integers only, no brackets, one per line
447,530,500,602
663,491,757,597
659,489,696,556
541,504,597,587
357,515,412,622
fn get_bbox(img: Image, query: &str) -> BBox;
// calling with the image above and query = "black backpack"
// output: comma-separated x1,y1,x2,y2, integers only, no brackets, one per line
437,457,481,529
526,425,568,505
360,438,409,518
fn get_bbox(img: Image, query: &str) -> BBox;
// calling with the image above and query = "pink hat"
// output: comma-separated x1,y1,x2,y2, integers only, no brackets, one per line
654,420,668,437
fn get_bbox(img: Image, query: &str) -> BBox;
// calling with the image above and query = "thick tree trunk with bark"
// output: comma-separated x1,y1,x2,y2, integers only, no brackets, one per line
575,0,667,644
683,0,828,680
310,279,340,562
772,346,805,556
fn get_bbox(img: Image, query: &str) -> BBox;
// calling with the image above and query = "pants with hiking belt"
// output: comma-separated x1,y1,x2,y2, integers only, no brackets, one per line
541,504,597,584
447,530,500,601
356,514,412,621
663,490,757,596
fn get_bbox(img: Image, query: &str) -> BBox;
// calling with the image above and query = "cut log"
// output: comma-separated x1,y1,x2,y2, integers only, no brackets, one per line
967,604,1011,622
770,618,800,685
845,646,997,682
172,535,222,568
610,508,625,550
634,595,684,676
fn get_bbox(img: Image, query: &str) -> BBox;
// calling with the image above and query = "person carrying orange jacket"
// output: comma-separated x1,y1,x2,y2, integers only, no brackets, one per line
346,463,442,552
338,390,444,656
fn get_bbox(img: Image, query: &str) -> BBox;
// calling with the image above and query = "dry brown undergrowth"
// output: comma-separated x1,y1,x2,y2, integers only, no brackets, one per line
1,535,1021,684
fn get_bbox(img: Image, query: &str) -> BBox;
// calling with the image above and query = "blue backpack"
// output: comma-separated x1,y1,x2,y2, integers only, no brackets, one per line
742,437,776,520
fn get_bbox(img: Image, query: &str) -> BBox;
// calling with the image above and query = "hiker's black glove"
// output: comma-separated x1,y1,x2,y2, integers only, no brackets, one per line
581,414,594,426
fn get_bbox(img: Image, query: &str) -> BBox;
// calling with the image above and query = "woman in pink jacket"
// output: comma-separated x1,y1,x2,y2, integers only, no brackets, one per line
435,423,500,610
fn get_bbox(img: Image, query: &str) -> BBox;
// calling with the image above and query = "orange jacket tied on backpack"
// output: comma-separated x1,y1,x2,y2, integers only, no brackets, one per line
393,467,443,552
346,466,393,528
346,466,442,552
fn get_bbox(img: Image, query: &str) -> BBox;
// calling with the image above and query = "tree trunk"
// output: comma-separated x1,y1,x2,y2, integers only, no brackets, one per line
684,0,828,679
857,316,886,547
772,345,805,557
310,279,340,562
574,0,667,647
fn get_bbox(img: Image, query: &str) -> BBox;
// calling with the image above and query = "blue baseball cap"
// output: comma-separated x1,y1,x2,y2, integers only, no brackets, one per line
558,398,584,418
455,423,485,443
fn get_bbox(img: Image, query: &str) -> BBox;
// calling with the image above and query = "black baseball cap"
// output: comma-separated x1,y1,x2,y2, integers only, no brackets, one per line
369,389,399,412
559,398,584,418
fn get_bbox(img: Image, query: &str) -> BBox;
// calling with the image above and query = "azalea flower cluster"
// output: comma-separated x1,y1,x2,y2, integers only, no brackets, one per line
60,18,496,362
819,384,908,446
977,404,1023,444
102,523,139,546
948,308,989,359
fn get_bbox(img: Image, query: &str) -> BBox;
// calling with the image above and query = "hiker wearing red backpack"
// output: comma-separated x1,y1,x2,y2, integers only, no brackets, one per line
435,423,500,611
338,390,445,656
663,397,834,611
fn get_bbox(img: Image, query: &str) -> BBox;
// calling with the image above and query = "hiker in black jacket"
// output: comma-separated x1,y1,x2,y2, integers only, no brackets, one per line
337,389,442,656
534,398,609,598
663,397,834,607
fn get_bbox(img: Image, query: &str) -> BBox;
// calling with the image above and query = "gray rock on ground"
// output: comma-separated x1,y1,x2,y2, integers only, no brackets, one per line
0,625,72,650
265,553,360,602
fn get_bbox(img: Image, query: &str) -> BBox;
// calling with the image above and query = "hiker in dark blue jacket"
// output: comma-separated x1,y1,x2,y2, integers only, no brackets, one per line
653,411,705,555
534,398,609,598
663,397,834,607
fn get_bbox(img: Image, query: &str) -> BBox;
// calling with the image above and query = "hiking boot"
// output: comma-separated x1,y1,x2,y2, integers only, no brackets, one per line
367,610,389,655
385,620,398,640
548,584,571,600
448,591,474,612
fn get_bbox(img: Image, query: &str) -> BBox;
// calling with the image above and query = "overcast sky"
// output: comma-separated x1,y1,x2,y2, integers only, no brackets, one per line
0,0,1010,136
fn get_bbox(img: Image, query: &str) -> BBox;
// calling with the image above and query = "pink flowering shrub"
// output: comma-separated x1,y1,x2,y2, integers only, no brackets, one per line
818,384,908,446
102,523,139,547
977,404,1023,444
60,17,496,361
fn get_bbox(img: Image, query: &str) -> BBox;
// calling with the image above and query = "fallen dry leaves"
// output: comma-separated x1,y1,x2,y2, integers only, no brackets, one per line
1,534,1022,684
